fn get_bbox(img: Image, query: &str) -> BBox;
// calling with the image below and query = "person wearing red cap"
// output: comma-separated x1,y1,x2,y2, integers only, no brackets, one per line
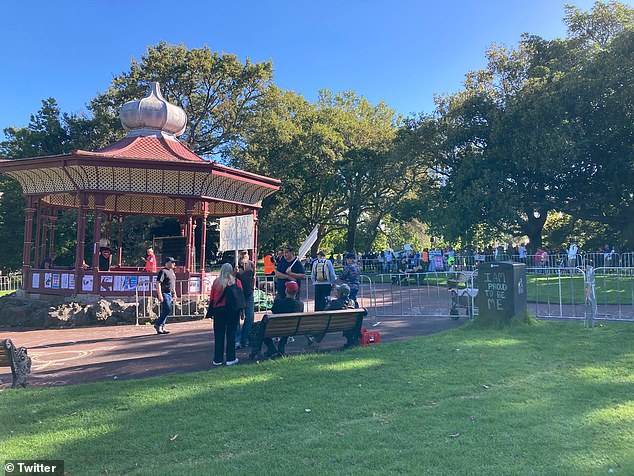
262,280,304,357
274,246,306,299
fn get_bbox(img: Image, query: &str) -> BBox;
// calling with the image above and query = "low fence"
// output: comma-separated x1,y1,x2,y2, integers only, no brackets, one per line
133,268,633,325
134,279,211,324
353,252,634,273
0,275,22,292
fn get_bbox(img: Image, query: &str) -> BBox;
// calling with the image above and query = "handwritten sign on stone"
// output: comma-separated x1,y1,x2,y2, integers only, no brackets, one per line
476,262,526,321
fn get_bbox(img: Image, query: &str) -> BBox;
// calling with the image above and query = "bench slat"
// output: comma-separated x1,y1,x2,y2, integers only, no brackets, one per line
260,309,366,338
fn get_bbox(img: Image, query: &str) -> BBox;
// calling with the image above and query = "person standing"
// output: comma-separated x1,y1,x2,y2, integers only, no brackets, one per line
235,251,256,349
99,238,112,271
567,242,579,268
142,247,157,273
339,253,361,308
154,256,177,335
518,243,527,264
275,246,306,299
311,250,336,311
263,251,276,276
208,262,243,366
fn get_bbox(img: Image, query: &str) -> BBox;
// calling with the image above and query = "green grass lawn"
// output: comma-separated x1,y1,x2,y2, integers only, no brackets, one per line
1,321,633,475
527,274,634,305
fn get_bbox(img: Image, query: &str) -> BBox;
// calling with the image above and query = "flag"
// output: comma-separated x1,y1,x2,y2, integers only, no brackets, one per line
298,225,319,259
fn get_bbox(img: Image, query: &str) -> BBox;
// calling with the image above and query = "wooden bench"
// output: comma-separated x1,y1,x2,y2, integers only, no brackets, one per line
249,308,367,359
0,339,32,388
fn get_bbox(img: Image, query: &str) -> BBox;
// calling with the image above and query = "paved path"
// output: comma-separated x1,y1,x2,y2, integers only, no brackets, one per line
0,315,465,388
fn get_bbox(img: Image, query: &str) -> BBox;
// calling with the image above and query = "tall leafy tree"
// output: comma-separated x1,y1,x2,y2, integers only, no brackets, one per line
414,1,634,249
235,88,416,254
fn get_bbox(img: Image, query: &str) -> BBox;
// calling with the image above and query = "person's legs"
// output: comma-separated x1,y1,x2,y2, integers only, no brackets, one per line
239,294,254,347
155,293,172,331
225,312,238,362
235,318,242,348
277,336,289,355
349,288,359,308
263,337,278,355
213,311,227,364
314,284,330,311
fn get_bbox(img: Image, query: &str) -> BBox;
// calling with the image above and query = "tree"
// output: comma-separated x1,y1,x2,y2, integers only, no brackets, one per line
235,88,420,254
0,100,73,271
410,1,634,249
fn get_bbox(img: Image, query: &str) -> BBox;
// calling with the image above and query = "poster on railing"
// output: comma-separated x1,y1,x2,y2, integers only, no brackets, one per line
100,275,113,292
114,275,138,291
189,277,200,293
137,275,151,291
219,214,254,251
82,275,93,292
32,273,40,289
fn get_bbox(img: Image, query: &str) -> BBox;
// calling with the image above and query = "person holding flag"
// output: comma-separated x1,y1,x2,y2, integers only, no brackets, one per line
275,246,306,299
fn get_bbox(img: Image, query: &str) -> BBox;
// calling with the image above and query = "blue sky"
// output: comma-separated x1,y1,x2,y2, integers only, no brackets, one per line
1,0,622,135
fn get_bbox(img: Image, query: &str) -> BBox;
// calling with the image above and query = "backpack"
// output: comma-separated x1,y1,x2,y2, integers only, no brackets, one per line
315,260,328,282
225,283,246,311
208,283,246,317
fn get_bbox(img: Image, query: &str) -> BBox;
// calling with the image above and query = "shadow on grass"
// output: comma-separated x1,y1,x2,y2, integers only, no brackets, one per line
1,321,633,475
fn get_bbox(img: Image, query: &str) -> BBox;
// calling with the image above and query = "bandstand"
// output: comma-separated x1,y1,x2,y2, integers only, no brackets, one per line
0,83,280,297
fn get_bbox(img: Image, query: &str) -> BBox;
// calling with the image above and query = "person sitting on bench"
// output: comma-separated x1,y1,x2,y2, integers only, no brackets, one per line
325,284,362,348
263,281,304,358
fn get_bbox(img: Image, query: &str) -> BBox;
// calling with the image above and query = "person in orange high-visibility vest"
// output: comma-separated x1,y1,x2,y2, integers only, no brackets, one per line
421,249,429,273
263,251,275,276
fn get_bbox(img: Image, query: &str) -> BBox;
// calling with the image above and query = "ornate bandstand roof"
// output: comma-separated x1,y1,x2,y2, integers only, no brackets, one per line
0,83,280,217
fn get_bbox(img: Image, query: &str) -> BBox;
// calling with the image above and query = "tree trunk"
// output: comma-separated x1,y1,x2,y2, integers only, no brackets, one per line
346,207,361,252
310,224,329,256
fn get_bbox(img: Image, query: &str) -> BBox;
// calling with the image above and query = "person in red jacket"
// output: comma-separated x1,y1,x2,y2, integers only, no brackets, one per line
142,248,157,273
208,262,243,366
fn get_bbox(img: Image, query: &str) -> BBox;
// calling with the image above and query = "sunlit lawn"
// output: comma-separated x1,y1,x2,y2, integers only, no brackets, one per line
1,320,633,475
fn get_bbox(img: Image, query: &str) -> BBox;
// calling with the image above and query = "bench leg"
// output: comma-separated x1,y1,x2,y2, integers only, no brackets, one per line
8,344,31,388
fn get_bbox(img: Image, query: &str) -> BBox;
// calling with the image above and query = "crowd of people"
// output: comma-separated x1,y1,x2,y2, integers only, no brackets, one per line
150,240,626,366
296,243,627,274
152,244,364,366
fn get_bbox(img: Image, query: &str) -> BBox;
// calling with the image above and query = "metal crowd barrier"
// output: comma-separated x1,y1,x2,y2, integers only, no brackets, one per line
134,279,212,325
0,275,22,292
133,268,633,326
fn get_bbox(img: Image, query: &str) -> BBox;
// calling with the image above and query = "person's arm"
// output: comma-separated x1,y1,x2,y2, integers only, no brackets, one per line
156,271,164,302
287,262,305,280
327,261,337,288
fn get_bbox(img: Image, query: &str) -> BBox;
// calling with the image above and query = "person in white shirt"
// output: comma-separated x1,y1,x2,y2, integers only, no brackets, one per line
567,242,578,268
518,243,527,264
311,251,337,311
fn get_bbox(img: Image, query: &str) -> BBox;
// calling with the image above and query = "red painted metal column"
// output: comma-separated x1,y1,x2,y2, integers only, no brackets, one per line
74,193,88,294
22,197,36,289
253,210,259,268
200,202,208,274
92,195,104,269
33,201,43,269
49,211,57,259
185,200,195,272
105,214,113,243
117,216,124,267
